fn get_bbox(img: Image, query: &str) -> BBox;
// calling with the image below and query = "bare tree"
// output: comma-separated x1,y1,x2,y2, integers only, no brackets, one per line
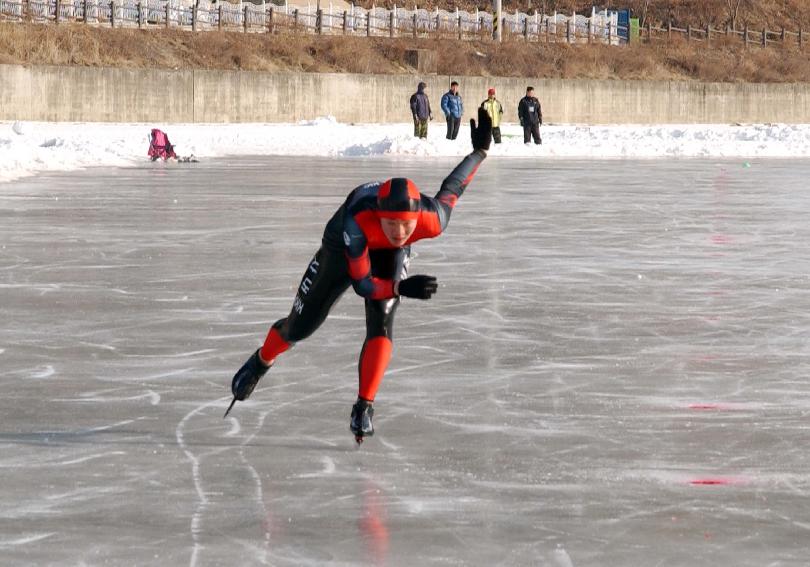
725,0,746,31
639,0,650,27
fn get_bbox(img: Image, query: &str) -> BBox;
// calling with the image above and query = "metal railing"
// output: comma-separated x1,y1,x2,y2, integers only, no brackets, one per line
0,0,626,44
3,0,805,50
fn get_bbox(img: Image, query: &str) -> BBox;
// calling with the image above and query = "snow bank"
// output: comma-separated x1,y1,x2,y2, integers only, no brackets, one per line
3,119,810,183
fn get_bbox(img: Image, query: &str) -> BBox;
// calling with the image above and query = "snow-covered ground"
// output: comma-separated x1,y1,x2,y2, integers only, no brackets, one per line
3,118,810,183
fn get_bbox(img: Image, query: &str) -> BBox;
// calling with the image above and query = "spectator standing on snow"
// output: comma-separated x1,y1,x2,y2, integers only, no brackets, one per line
440,81,464,140
480,87,504,144
518,86,543,145
410,82,433,139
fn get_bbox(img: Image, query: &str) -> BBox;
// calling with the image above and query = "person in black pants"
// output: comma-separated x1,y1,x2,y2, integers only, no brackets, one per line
440,81,464,140
227,109,493,443
518,86,543,145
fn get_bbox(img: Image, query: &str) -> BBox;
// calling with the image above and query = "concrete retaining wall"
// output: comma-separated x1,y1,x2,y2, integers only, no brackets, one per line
2,63,809,124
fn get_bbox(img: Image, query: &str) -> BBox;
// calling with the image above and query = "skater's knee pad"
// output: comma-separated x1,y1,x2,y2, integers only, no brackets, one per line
365,297,399,339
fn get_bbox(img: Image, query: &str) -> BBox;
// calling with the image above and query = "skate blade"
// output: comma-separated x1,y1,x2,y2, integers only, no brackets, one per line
223,397,238,418
354,435,364,445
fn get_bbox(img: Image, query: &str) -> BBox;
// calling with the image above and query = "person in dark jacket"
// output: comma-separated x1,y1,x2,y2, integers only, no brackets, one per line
409,82,433,139
518,86,543,145
440,81,464,140
227,109,493,444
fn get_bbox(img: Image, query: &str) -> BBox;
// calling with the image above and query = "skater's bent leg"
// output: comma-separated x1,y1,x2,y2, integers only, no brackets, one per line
349,249,407,439
259,247,350,363
350,296,398,437
358,335,393,401
357,248,408,401
232,248,349,405
358,296,398,401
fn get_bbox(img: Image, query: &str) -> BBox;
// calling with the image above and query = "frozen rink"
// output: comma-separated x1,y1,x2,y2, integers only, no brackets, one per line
2,155,810,566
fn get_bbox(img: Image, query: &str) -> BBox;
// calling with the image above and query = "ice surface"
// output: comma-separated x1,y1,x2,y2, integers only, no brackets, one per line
1,156,810,566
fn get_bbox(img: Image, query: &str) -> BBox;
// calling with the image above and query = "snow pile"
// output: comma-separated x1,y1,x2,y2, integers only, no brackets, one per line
2,120,810,183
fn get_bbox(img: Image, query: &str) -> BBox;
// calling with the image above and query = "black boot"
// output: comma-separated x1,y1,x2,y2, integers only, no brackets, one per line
350,398,374,442
231,349,270,401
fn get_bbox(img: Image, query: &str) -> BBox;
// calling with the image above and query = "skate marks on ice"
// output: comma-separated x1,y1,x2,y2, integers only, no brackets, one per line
5,158,810,565
173,371,531,566
173,376,355,567
53,386,161,406
175,396,273,567
0,407,175,560
371,159,810,565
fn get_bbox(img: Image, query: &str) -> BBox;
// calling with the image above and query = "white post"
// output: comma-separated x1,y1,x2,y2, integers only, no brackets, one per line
570,10,575,43
612,11,617,44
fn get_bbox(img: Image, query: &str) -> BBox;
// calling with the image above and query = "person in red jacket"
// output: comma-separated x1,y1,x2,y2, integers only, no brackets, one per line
226,109,493,443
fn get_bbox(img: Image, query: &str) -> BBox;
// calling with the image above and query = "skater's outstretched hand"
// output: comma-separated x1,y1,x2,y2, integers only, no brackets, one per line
471,107,492,152
397,275,438,300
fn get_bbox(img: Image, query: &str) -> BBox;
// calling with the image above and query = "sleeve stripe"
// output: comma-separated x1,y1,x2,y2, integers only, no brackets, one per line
346,249,371,280
461,162,481,187
370,278,396,300
438,194,459,209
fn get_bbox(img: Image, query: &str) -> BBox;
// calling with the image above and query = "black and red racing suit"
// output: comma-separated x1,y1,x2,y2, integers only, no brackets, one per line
257,149,486,402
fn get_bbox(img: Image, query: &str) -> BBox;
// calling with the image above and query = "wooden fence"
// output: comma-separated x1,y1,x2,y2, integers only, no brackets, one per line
639,20,805,49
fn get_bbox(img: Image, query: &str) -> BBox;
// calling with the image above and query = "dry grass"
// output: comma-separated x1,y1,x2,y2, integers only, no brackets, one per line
2,21,810,83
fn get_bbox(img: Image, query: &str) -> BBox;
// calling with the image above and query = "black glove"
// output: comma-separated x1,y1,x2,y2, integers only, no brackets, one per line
471,107,492,151
398,275,438,300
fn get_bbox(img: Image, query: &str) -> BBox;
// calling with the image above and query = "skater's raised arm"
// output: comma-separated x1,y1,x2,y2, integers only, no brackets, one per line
432,108,492,231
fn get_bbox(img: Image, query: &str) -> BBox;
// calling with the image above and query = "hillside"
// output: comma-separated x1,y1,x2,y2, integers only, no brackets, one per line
2,0,810,83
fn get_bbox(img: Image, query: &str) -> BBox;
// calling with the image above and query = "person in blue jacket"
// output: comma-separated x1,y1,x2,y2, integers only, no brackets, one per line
440,81,464,140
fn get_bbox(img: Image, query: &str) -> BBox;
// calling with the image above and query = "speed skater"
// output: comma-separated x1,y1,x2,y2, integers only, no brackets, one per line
226,108,493,443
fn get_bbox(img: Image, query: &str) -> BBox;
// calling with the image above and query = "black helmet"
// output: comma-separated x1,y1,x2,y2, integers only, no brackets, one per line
377,178,421,219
